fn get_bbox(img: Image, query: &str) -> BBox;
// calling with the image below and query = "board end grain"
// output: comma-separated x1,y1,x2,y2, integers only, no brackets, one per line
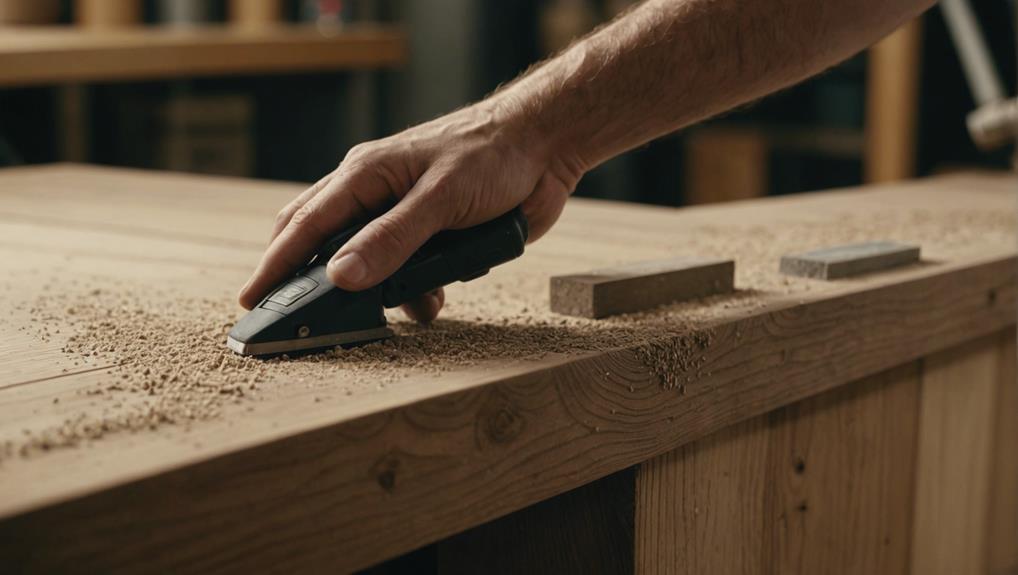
550,258,735,318
780,241,920,280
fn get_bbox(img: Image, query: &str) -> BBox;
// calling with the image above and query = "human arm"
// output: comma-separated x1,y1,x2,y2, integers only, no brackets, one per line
239,0,935,320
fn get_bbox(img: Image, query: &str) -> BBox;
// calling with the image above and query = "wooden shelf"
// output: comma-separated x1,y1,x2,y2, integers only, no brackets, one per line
0,24,406,86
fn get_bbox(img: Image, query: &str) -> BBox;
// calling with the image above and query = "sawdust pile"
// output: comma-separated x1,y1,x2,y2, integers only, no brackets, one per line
9,284,738,458
6,203,1016,458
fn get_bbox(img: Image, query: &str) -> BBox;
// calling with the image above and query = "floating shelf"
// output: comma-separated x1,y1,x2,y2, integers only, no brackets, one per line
0,24,406,86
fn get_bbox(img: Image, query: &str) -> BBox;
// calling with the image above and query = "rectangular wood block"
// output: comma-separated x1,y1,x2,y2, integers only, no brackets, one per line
780,241,920,279
550,258,734,318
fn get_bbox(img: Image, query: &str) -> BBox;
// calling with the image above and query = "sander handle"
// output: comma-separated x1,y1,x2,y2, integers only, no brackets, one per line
311,207,529,308
380,207,529,308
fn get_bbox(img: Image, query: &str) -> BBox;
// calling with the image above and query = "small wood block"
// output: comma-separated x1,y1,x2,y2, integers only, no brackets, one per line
550,258,735,319
780,241,920,280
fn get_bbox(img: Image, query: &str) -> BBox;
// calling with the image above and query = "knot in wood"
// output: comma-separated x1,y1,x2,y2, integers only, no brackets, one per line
371,454,400,493
480,404,523,445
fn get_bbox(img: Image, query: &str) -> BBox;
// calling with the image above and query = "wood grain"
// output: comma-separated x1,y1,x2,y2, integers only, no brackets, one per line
634,362,919,575
0,165,1013,573
0,25,407,87
765,363,919,574
865,19,922,182
635,416,770,575
911,335,1003,575
987,330,1018,575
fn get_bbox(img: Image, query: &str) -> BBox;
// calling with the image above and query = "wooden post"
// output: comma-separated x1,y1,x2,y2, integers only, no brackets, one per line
56,84,89,163
685,126,769,204
75,0,142,28
229,0,283,27
865,19,923,183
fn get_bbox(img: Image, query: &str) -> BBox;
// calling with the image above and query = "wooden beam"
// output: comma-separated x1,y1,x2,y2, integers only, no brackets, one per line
74,0,142,29
911,335,1002,575
550,258,734,318
865,19,923,183
986,331,1018,575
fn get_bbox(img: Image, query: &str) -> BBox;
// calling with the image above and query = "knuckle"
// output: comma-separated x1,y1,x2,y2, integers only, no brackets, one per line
424,180,468,226
367,215,414,257
287,203,323,236
274,205,295,227
344,142,378,165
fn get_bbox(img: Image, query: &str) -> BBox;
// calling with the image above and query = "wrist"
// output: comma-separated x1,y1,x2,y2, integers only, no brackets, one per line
482,85,588,194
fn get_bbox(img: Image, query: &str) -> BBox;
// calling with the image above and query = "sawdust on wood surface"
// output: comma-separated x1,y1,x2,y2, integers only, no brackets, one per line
5,204,1015,459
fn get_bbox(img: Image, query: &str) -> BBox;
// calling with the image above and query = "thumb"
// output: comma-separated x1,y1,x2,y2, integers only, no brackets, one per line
326,192,445,291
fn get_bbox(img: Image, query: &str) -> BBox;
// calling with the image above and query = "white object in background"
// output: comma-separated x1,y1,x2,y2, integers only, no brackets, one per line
939,0,1018,150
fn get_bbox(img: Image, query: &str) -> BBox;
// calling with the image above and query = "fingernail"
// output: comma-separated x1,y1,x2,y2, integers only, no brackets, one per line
237,279,253,305
329,252,368,286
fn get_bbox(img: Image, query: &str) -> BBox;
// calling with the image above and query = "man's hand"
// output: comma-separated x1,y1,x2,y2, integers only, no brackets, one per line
241,0,934,322
237,102,583,322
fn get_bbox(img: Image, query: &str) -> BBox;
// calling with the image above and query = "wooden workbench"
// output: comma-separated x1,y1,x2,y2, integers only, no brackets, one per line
0,165,1014,574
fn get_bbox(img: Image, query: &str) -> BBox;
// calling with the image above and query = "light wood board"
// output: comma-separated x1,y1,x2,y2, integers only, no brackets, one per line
911,334,1011,575
0,24,406,87
635,362,920,575
0,165,1014,572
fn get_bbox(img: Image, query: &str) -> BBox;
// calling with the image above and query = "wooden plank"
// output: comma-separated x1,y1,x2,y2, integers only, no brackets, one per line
438,361,920,575
865,19,922,183
634,362,919,575
0,25,407,87
685,126,769,204
911,335,1002,575
635,416,770,575
228,0,284,27
765,362,919,574
0,166,1013,572
550,258,734,318
779,241,920,280
986,330,1018,575
74,0,142,28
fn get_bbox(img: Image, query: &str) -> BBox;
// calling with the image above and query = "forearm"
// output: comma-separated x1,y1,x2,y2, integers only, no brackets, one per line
490,0,935,174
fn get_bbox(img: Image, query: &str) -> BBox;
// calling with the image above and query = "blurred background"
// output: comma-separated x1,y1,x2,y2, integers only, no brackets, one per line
0,0,1014,207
